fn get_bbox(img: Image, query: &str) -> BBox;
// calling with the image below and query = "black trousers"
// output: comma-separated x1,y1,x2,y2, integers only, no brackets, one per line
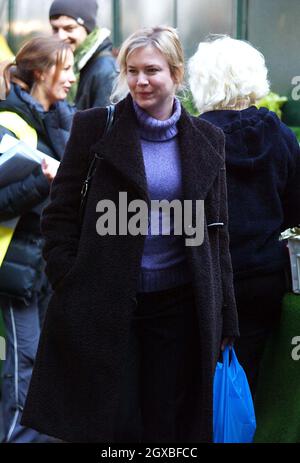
234,270,286,398
114,283,198,443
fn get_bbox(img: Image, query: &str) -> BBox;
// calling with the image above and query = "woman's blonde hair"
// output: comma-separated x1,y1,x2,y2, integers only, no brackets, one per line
0,35,72,98
111,25,185,103
188,35,270,114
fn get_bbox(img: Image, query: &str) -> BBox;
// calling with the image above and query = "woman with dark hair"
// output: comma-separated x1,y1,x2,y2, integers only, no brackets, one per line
0,35,75,442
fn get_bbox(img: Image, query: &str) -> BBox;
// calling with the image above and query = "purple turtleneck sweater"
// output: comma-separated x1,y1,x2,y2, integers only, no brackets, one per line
134,98,191,293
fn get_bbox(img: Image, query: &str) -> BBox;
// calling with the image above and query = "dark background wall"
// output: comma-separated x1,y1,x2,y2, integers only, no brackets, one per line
247,0,300,124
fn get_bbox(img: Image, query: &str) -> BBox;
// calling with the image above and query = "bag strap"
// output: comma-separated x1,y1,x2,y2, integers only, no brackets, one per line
79,104,115,222
0,111,38,148
104,104,115,134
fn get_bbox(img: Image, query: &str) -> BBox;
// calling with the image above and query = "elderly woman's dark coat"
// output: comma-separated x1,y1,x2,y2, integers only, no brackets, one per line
21,94,239,443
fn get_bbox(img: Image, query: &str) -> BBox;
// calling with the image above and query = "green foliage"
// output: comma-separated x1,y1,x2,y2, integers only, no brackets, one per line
181,90,290,119
289,126,300,143
178,90,199,116
256,91,288,119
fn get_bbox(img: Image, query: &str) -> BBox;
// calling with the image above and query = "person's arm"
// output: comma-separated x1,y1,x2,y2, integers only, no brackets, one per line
41,109,105,289
0,166,49,221
0,125,50,220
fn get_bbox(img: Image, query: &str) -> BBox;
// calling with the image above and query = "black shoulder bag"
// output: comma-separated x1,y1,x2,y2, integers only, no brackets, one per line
79,104,115,222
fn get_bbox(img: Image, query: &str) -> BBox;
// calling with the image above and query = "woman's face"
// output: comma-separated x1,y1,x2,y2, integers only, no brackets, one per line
38,49,75,106
126,45,178,120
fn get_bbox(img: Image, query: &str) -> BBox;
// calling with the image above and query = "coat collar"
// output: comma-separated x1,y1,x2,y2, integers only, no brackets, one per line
177,106,224,200
91,94,224,202
91,95,149,202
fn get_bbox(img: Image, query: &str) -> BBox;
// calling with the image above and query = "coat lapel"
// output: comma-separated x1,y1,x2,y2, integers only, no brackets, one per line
91,96,149,203
178,107,224,201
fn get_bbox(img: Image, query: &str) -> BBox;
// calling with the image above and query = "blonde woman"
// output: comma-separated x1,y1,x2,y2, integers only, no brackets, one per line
22,26,238,443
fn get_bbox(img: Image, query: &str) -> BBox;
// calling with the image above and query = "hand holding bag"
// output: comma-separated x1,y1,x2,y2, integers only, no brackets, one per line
213,346,256,443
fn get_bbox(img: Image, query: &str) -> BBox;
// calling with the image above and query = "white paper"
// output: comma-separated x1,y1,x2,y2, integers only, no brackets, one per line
0,134,60,165
0,134,60,188
0,134,19,153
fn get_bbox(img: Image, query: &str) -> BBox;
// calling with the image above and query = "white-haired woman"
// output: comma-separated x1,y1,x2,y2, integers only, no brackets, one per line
188,35,300,397
22,26,239,443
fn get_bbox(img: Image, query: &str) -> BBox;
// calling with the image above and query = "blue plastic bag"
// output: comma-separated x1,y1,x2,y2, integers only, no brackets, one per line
213,346,256,443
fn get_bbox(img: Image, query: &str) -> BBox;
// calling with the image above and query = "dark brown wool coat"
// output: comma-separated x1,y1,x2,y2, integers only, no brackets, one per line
22,95,239,442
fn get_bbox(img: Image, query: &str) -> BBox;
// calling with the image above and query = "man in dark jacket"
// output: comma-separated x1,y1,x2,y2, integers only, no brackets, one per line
49,0,118,109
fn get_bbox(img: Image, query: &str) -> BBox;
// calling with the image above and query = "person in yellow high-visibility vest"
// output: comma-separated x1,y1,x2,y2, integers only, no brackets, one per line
0,35,75,443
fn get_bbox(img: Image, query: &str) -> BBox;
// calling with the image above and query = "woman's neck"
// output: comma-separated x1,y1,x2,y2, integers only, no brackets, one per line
133,97,181,142
141,95,176,121
149,102,174,121
214,97,253,111
30,85,51,111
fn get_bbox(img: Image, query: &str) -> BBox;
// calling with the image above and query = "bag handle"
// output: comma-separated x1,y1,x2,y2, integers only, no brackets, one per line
221,345,234,367
79,104,115,222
